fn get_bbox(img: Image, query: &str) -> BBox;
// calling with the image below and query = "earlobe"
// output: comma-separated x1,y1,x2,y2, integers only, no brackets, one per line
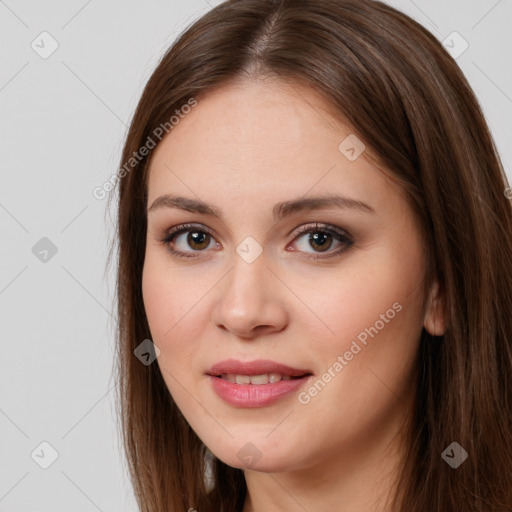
423,279,446,336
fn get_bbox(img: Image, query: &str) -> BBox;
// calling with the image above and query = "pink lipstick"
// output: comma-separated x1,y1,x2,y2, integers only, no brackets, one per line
206,359,313,408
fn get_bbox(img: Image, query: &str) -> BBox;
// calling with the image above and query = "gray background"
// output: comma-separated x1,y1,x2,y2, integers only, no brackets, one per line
0,1,510,511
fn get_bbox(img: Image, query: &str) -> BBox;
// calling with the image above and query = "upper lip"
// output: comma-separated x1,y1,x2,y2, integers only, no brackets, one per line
207,359,312,377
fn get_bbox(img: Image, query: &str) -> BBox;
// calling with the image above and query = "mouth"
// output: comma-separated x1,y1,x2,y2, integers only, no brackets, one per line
211,373,310,385
206,358,313,381
206,359,313,407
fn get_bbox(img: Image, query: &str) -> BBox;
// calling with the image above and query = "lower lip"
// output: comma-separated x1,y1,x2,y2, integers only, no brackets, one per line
208,375,311,408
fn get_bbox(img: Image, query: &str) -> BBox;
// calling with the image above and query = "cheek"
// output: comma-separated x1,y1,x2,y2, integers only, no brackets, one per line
142,248,201,339
142,263,198,413
295,245,425,410
290,253,426,424
142,257,173,338
141,252,210,379
291,248,424,352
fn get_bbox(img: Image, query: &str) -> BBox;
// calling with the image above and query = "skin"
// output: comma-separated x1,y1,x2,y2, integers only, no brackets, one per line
142,77,445,512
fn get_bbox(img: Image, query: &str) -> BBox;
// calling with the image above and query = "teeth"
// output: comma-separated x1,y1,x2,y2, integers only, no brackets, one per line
249,374,269,385
220,373,294,384
269,372,282,383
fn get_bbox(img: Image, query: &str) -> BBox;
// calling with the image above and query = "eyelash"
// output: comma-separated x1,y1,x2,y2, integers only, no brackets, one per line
159,222,354,260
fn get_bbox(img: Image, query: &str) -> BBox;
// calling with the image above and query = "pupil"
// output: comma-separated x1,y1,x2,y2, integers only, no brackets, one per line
188,231,209,250
310,232,332,252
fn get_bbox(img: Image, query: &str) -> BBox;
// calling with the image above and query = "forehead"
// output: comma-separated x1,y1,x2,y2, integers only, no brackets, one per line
146,78,403,215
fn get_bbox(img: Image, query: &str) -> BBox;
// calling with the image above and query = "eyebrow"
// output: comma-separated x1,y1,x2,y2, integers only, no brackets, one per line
147,193,375,221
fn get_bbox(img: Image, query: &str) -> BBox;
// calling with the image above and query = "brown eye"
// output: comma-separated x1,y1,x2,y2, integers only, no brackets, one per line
308,231,333,252
161,222,353,260
161,223,218,258
291,223,354,259
186,230,211,250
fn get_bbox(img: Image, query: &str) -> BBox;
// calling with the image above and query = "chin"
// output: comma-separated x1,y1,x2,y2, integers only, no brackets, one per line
205,436,304,473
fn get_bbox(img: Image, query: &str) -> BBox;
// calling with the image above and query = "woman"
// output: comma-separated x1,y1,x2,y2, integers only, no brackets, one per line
108,0,512,510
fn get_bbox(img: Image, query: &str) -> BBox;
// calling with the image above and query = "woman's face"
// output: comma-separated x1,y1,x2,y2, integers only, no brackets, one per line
142,78,440,473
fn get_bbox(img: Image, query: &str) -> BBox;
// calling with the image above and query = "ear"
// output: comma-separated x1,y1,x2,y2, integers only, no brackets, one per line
423,279,446,336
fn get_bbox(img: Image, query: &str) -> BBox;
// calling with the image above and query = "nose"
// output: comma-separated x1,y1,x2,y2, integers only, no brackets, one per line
211,249,289,339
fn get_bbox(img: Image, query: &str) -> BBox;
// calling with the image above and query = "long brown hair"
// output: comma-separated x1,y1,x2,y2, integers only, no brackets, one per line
107,0,512,510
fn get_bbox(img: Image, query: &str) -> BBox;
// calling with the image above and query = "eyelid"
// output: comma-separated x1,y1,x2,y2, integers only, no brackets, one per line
291,222,351,239
162,222,215,238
